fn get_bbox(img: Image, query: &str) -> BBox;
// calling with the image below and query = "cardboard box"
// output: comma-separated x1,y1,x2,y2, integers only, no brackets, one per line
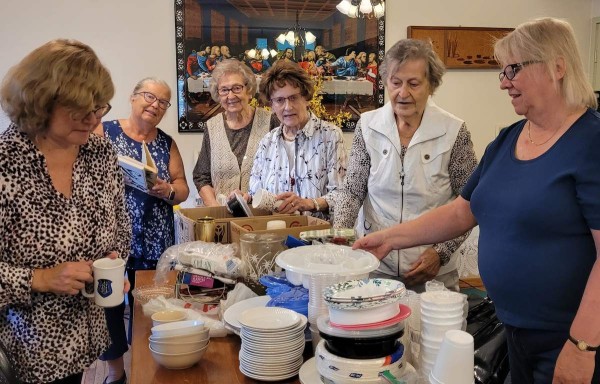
174,206,271,244
229,215,331,245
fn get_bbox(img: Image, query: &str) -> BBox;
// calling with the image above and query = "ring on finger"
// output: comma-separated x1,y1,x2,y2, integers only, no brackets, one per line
291,202,295,207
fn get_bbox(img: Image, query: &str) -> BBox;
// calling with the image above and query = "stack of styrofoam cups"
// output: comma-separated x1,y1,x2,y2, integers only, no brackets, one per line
399,290,420,367
419,291,467,377
307,273,351,353
429,330,474,384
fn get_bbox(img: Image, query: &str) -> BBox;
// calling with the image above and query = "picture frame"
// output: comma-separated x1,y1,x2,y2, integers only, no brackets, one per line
407,26,513,69
174,0,385,132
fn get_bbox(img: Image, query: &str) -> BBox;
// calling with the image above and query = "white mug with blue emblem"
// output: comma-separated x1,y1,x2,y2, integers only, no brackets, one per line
81,257,125,307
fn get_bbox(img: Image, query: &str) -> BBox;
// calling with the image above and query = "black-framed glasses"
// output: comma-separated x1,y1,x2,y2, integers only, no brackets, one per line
217,84,245,96
270,93,302,107
134,91,171,109
72,104,112,121
499,61,541,82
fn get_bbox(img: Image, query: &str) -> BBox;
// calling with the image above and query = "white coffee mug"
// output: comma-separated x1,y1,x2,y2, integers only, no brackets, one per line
81,257,125,307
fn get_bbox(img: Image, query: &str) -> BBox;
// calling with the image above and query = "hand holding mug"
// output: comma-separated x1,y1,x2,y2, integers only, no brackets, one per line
32,260,93,295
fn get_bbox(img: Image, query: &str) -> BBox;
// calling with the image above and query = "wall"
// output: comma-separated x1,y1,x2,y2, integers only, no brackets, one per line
0,0,595,206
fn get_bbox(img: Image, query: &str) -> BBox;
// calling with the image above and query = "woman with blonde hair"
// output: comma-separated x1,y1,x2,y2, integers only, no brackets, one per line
354,18,600,382
0,39,130,384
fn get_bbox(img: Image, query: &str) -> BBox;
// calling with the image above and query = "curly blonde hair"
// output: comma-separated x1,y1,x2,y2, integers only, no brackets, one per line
0,39,114,136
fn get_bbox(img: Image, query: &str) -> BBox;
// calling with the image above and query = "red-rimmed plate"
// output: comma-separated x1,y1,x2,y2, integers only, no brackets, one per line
329,304,411,330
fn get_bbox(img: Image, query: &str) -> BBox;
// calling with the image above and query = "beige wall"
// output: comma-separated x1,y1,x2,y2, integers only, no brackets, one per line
0,0,596,206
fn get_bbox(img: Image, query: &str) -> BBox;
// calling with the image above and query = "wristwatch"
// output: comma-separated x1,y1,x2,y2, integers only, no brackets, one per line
167,184,175,201
568,335,599,351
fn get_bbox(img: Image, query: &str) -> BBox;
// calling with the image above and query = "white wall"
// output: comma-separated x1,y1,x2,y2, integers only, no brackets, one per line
0,0,596,206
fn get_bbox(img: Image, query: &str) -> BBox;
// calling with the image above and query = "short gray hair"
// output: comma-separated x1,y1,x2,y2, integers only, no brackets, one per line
495,17,597,109
380,39,446,93
208,59,257,102
132,77,171,99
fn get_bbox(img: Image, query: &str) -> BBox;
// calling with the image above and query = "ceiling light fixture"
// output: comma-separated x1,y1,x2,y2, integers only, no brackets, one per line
276,10,317,48
336,0,385,19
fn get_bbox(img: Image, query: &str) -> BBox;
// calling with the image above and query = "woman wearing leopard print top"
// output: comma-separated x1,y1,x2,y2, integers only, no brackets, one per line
333,39,478,292
0,39,130,384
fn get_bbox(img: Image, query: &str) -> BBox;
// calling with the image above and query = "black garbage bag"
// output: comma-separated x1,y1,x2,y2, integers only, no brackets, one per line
466,296,510,384
0,341,19,384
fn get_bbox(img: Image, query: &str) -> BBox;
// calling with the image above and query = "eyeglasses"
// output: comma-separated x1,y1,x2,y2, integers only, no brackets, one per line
134,91,171,109
71,104,112,121
270,93,303,107
217,84,245,96
498,61,541,82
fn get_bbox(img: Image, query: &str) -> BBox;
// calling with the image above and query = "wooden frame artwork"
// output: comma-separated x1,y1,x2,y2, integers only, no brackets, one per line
174,0,385,132
407,26,513,69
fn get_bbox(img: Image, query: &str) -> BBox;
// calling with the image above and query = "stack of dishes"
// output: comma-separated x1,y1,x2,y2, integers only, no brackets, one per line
148,320,209,369
323,278,407,326
419,291,466,377
222,295,271,335
314,315,408,383
300,278,411,383
238,307,307,381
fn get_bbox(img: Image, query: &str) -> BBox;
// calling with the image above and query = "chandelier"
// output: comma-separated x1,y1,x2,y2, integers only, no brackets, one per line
247,48,278,60
336,0,385,18
276,10,317,47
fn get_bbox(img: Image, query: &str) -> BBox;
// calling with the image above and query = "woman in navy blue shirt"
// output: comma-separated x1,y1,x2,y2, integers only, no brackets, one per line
354,18,600,383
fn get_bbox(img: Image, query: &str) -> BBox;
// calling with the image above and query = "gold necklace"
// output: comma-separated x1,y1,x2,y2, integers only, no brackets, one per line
526,121,561,146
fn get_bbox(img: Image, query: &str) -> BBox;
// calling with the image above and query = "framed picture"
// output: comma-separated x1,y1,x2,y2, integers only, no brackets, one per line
174,0,385,132
407,26,513,69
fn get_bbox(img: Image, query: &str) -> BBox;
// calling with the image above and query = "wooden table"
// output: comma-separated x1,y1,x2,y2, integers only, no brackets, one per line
130,270,302,384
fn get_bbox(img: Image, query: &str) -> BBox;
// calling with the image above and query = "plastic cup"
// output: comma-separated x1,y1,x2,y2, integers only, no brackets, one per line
431,330,474,384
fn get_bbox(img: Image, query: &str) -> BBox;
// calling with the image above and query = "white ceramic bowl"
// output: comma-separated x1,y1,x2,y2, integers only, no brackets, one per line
149,344,209,369
151,319,205,338
151,310,187,327
149,336,210,354
149,327,209,343
328,301,400,326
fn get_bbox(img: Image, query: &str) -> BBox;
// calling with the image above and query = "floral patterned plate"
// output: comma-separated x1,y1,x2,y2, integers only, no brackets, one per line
323,278,406,303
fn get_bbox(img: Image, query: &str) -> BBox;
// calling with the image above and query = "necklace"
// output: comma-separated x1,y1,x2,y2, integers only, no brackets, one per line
526,121,561,146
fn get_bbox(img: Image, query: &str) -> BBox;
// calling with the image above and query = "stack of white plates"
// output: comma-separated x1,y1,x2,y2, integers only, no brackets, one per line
222,296,271,335
238,307,307,381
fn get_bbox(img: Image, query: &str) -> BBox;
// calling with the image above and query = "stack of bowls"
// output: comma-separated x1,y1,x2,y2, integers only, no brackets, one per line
419,291,466,377
148,320,210,369
323,278,407,327
238,307,307,381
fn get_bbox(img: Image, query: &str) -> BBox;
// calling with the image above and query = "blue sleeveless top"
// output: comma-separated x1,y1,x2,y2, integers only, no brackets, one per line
102,120,174,270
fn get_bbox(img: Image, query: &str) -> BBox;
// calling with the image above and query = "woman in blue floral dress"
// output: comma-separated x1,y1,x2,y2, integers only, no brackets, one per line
94,77,189,384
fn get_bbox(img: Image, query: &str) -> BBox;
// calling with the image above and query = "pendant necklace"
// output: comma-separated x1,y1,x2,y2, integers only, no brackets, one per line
526,121,562,146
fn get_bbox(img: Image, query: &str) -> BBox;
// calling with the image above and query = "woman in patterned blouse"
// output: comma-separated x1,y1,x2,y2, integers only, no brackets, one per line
0,39,130,384
249,60,347,221
334,39,478,292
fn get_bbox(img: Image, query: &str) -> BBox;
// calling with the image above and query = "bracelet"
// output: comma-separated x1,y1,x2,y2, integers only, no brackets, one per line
312,198,320,212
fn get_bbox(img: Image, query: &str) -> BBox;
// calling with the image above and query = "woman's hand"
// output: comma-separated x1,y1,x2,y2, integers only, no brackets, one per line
403,247,441,287
553,342,595,383
352,229,394,260
275,192,310,213
150,178,174,201
32,261,93,295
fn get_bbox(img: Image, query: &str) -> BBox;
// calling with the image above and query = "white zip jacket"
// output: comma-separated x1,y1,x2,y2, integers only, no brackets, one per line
356,99,464,276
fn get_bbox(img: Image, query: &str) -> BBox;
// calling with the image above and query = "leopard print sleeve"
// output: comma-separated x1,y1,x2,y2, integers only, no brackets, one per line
333,121,370,229
433,123,478,265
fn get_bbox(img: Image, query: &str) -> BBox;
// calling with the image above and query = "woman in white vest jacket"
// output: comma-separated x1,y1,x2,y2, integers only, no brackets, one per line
334,39,478,292
192,59,278,206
